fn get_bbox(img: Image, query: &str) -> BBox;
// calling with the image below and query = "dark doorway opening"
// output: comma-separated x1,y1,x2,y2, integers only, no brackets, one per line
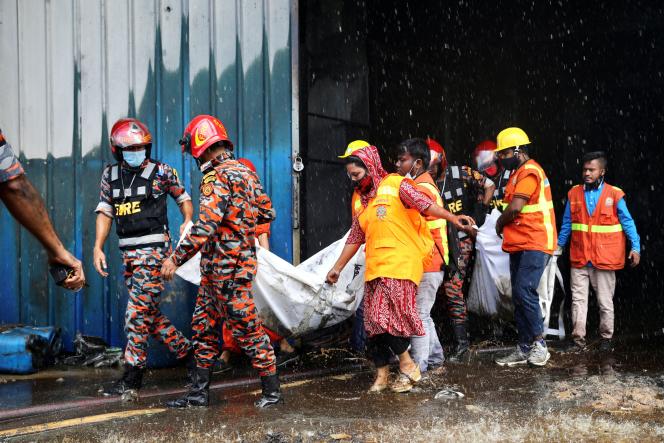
298,0,664,335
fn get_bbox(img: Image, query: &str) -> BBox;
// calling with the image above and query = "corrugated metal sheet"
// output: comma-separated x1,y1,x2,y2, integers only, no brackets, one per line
0,0,293,353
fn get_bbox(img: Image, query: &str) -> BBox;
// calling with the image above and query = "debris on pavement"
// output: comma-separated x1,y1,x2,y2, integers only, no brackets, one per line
62,333,122,368
434,388,465,400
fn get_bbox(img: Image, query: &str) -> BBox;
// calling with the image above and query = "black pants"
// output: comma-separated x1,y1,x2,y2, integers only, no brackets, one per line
368,333,410,367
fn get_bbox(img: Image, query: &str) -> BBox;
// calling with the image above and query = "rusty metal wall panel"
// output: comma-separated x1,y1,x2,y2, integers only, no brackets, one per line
0,0,293,354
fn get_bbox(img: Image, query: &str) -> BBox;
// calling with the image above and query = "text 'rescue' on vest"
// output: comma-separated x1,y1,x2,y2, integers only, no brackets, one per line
109,161,169,250
568,183,626,270
358,174,434,285
502,159,557,255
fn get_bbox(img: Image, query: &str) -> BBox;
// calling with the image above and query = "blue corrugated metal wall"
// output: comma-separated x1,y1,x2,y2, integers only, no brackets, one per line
0,0,293,355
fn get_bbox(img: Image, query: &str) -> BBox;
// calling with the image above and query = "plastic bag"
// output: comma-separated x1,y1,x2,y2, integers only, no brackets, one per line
467,209,512,318
467,209,565,338
175,226,365,337
62,333,123,367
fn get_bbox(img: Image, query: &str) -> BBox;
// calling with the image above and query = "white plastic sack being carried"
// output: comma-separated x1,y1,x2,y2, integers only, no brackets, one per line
467,209,565,338
467,209,513,319
175,224,365,337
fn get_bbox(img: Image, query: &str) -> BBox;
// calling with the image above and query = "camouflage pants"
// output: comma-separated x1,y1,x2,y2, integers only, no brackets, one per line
123,247,191,368
192,277,276,376
442,237,475,325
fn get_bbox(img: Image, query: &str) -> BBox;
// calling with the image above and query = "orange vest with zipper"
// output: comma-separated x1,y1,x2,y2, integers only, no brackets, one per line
414,172,449,271
502,159,557,255
568,183,626,270
359,174,434,285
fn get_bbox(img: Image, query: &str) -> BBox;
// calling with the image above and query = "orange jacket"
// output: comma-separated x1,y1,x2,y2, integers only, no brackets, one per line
502,159,556,255
256,223,271,237
351,190,363,218
359,174,434,284
568,183,626,270
414,172,449,271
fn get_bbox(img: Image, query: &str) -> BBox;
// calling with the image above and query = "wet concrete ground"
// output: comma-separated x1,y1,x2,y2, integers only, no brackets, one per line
1,337,663,442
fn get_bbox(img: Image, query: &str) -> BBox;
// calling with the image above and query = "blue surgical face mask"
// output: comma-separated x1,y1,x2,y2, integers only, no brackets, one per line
123,149,146,168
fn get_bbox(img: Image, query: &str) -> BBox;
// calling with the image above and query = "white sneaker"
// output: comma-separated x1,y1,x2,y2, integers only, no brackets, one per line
527,341,551,367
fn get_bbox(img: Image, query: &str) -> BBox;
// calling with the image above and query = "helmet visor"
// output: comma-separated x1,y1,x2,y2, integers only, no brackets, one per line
475,150,496,172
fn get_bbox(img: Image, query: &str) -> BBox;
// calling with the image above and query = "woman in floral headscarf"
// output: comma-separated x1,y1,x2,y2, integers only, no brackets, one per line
326,145,474,393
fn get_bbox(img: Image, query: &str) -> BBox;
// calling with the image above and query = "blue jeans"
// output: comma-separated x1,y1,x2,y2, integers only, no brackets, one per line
509,250,550,349
351,300,367,353
410,271,445,372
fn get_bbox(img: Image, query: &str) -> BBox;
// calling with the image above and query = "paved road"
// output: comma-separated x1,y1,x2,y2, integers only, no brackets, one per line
1,340,663,442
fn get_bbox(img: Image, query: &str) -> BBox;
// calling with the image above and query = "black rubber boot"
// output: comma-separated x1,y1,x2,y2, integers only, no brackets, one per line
103,363,144,396
448,323,470,363
180,349,197,388
166,367,211,408
254,374,283,408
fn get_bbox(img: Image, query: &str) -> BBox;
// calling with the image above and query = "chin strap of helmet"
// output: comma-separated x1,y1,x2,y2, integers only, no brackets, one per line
179,134,192,154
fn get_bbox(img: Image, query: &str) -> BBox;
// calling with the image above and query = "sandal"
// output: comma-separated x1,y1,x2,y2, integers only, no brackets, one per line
390,373,413,393
401,365,422,383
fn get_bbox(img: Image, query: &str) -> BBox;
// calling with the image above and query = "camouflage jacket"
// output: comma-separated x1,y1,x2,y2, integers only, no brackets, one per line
172,152,275,281
0,131,25,183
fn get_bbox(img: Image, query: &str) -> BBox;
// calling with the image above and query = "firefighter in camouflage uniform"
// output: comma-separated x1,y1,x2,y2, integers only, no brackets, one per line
161,114,281,409
93,118,193,397
427,138,495,362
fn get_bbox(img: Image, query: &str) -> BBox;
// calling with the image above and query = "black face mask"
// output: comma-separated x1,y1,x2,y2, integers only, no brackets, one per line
499,156,520,170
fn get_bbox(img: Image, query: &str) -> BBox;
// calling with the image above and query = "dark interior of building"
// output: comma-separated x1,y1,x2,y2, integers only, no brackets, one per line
298,0,664,336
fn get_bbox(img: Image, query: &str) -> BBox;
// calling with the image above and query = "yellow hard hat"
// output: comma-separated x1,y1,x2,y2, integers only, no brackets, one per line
338,140,370,158
495,127,531,152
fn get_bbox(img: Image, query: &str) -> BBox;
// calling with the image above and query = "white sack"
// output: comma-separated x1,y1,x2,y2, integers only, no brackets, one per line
175,224,365,337
467,209,513,319
467,209,565,339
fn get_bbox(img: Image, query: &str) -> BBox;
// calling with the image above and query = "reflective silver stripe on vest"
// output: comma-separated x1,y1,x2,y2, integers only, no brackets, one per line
112,189,121,198
494,189,499,196
451,166,460,179
140,161,156,179
110,165,119,181
503,169,511,179
455,187,463,197
136,186,146,196
118,233,168,248
444,191,453,200
124,188,132,197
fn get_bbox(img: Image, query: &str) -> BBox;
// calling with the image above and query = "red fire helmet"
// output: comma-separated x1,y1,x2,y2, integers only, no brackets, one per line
179,115,233,159
473,140,497,156
426,137,447,171
474,140,498,174
109,118,152,161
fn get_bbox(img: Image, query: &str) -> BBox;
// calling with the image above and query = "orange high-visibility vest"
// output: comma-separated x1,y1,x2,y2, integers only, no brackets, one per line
359,174,434,285
351,190,363,218
414,172,449,271
568,183,626,270
502,159,557,255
